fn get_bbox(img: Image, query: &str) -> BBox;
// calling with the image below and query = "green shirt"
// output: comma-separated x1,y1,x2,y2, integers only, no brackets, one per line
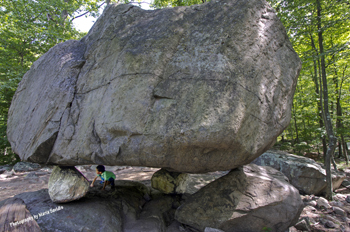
99,171,116,181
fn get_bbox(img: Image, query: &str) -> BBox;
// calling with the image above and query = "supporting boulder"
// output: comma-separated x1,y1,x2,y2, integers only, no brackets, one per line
151,169,229,195
151,169,189,194
175,164,303,232
252,150,346,195
48,166,89,203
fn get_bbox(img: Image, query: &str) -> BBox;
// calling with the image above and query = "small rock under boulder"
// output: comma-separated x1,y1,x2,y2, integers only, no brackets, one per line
151,169,229,195
252,149,346,195
48,166,89,203
175,164,303,232
151,169,189,194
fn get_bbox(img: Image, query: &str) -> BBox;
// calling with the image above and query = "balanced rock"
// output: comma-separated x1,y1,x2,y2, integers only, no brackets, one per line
7,0,301,173
252,150,346,195
175,164,303,232
48,166,89,203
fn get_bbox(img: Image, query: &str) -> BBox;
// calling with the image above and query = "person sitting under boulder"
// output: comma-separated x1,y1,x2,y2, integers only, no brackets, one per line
90,165,116,190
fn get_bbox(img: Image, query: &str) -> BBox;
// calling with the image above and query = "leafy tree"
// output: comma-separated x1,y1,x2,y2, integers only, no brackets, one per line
152,0,204,8
268,0,349,200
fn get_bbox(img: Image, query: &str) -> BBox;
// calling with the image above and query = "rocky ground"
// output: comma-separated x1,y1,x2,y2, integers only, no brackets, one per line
1,162,350,231
0,164,158,202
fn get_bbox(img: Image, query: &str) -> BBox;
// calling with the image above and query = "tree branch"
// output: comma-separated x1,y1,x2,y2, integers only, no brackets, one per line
70,2,106,22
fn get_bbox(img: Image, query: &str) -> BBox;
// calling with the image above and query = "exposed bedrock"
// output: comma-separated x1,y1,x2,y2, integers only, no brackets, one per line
7,0,301,172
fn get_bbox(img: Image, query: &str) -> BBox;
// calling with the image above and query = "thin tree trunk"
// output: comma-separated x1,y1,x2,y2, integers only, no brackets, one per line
310,36,327,159
317,62,328,160
342,135,349,165
333,56,342,159
317,0,337,201
292,103,299,144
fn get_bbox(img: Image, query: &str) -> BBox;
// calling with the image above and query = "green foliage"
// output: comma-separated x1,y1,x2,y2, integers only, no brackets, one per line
268,0,350,157
0,0,105,163
262,227,272,232
152,0,205,8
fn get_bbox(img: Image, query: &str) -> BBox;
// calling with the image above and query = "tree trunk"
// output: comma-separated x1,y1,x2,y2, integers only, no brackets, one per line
333,58,342,159
342,135,349,165
311,40,327,159
292,103,299,144
317,0,337,201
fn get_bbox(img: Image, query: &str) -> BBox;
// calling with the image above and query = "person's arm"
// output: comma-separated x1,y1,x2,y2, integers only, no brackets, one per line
90,176,98,187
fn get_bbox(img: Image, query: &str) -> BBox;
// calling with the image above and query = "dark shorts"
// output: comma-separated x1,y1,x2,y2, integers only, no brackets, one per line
107,177,115,186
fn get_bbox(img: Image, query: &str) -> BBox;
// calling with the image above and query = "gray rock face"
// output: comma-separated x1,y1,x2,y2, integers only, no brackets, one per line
294,218,311,232
48,166,89,203
0,198,42,232
252,150,346,195
8,0,301,173
175,164,303,232
0,164,12,174
7,40,85,164
5,189,123,232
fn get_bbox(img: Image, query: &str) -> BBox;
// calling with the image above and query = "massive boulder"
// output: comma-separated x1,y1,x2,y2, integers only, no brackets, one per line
252,150,346,195
7,0,301,173
175,164,304,232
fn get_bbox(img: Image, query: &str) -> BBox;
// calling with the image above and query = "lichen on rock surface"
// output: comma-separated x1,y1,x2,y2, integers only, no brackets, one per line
7,0,301,173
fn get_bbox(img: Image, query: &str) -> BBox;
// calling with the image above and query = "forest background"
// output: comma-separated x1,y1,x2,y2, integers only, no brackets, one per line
1,0,349,169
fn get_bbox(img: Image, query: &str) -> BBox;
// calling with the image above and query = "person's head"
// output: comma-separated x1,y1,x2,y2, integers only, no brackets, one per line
96,165,105,175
